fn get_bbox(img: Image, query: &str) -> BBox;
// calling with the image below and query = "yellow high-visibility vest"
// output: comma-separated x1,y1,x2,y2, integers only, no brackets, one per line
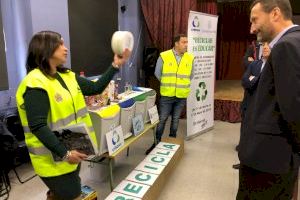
160,50,194,98
16,69,98,177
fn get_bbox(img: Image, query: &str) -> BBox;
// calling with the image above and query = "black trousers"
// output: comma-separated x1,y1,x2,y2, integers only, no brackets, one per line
41,164,81,200
236,164,298,200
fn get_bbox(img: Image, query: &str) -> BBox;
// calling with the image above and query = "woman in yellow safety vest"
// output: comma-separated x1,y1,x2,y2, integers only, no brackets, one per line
16,31,130,200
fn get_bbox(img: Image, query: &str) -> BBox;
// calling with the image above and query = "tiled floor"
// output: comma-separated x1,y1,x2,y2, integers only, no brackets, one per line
2,120,244,200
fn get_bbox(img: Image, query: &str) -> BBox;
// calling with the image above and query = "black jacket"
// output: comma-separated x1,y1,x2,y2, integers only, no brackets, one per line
240,59,263,118
238,26,300,174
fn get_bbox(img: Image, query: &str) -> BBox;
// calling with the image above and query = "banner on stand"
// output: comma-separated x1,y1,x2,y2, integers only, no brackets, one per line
187,11,218,139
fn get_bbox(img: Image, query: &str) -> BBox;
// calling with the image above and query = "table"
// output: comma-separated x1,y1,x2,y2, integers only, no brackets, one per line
87,121,158,191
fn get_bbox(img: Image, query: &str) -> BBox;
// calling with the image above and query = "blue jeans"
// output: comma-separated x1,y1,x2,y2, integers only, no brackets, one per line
156,96,186,142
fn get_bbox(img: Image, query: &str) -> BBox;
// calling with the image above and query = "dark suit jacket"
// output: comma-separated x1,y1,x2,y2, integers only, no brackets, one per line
238,26,300,174
240,60,263,118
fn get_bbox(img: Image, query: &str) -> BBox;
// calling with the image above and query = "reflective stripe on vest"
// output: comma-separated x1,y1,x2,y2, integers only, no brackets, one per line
160,50,194,98
16,69,98,177
22,107,88,133
23,124,95,136
160,83,190,88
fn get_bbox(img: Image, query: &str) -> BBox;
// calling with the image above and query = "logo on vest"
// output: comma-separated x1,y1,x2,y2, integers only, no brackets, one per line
55,93,63,102
77,86,82,94
20,103,26,110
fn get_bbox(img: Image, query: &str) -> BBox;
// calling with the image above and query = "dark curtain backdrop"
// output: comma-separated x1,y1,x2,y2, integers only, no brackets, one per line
217,1,252,79
141,0,197,51
141,0,252,80
197,0,217,15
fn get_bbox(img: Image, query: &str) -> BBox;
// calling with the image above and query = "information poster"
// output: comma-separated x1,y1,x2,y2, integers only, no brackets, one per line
187,11,218,138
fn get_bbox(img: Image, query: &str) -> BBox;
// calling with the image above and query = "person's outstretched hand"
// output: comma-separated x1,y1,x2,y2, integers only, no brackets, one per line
113,48,132,68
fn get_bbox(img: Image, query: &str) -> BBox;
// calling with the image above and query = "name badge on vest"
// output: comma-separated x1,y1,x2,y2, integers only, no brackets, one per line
55,93,63,102
77,86,82,94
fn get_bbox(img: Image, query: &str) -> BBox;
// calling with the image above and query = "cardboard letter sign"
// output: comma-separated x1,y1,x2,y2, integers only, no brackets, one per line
126,170,159,186
105,192,141,200
114,180,150,198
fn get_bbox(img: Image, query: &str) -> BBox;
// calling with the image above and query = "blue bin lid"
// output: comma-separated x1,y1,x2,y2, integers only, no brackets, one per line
119,98,135,108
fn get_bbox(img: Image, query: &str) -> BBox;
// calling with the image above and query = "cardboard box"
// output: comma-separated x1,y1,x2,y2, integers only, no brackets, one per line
141,137,184,200
107,137,184,200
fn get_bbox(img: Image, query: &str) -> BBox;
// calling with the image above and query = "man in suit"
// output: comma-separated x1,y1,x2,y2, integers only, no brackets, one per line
240,42,270,120
237,0,300,199
235,34,262,154
233,42,270,170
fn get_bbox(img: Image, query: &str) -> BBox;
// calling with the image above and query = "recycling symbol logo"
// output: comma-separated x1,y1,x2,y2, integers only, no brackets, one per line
196,81,208,102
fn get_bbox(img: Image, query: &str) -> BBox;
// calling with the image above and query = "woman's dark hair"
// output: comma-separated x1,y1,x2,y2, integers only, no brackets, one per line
26,30,69,76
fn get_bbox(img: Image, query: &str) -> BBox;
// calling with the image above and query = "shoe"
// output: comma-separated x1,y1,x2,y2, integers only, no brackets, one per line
232,163,241,170
145,143,156,155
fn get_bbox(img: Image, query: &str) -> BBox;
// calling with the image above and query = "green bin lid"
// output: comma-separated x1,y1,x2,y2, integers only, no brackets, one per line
146,89,156,97
133,93,147,101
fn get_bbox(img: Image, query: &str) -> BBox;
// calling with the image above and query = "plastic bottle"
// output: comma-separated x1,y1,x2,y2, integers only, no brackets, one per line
80,71,85,77
125,82,129,94
108,80,115,101
114,82,119,100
